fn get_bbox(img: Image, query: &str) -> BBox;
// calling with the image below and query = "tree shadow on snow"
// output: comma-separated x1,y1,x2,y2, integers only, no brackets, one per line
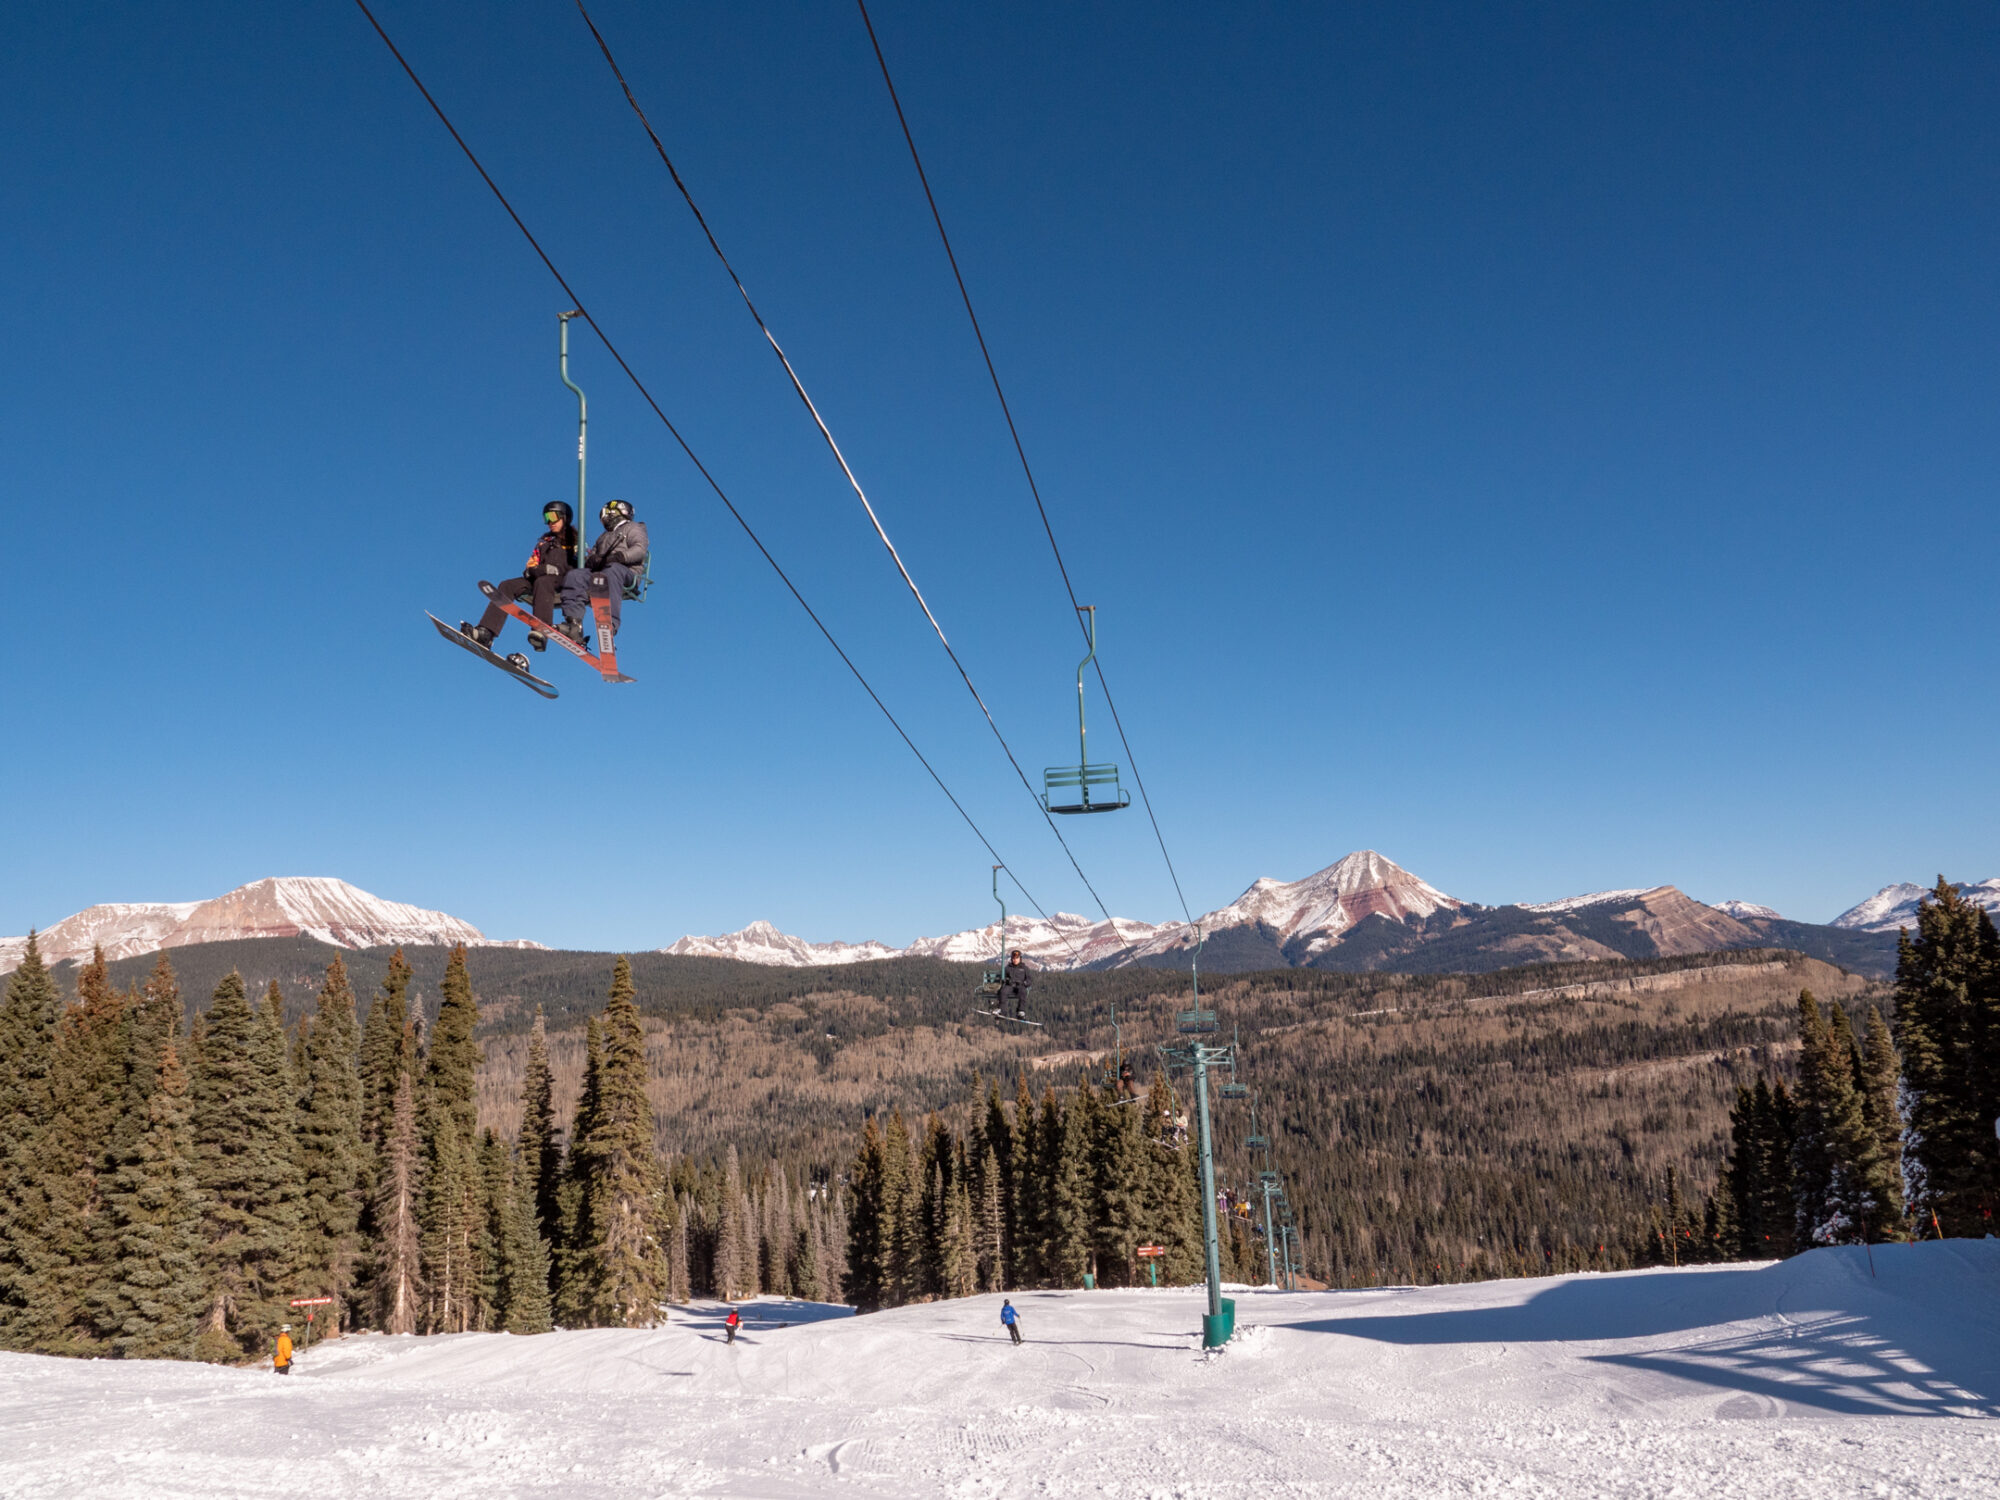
1278,1243,2000,1418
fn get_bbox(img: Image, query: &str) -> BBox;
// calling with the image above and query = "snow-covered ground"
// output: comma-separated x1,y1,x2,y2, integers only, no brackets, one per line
3,1242,1996,1498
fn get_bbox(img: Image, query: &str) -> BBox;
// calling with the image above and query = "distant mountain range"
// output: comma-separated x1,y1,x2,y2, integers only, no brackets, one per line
0,877,542,974
665,851,1966,980
10,858,1990,981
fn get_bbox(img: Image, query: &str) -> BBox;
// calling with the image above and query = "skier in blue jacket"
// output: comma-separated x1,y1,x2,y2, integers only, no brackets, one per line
1000,1299,1021,1346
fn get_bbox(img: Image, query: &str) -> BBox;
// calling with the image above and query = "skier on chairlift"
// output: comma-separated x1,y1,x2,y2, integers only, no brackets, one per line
460,502,578,653
560,499,649,648
997,948,1035,1021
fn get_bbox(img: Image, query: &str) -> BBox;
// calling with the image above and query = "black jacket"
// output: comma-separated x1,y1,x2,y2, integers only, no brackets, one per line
584,519,649,571
1002,960,1034,989
524,526,577,580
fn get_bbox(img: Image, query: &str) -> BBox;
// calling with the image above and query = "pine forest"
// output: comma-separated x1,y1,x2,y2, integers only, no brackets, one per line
2,878,1997,1360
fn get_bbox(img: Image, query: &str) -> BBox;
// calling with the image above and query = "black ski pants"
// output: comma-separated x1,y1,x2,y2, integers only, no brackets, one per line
1006,1322,1021,1345
478,574,560,638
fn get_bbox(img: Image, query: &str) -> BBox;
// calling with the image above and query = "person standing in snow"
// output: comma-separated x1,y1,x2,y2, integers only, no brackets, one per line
1000,1300,1022,1346
273,1325,294,1375
997,950,1035,1020
725,1307,741,1345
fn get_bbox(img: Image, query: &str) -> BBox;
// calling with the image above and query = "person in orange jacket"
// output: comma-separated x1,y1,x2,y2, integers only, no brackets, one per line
274,1324,294,1375
725,1307,741,1345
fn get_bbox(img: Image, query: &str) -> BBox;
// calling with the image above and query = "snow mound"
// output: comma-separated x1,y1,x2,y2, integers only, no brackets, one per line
2,1245,1995,1497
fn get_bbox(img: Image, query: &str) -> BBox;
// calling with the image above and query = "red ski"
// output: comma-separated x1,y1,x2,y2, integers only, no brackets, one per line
477,579,635,684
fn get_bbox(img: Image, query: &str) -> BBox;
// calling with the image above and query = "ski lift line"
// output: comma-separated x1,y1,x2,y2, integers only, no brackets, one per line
350,0,1078,946
852,0,1192,925
570,0,1114,928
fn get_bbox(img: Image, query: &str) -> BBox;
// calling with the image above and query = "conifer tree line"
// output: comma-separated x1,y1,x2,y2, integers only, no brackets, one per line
0,937,835,1359
1647,880,2000,1265
839,1073,1266,1311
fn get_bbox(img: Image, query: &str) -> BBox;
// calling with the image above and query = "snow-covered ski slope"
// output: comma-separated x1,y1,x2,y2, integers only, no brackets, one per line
3,1242,1996,1498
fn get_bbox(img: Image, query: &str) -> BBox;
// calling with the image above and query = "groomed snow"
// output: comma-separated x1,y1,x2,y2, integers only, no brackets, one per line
4,1242,1996,1497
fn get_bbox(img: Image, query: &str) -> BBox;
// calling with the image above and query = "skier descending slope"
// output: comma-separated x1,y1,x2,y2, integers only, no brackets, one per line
1000,1300,1021,1346
272,1325,293,1376
725,1307,741,1345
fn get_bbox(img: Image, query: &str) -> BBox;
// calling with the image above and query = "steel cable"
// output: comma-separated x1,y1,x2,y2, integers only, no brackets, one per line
854,0,1195,927
571,0,1114,929
351,0,1082,956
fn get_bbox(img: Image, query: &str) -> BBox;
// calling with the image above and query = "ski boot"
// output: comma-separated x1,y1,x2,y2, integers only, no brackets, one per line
557,618,587,649
459,621,495,649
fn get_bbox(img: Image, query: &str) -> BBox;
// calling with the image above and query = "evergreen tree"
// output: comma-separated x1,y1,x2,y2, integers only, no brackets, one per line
296,956,364,1329
552,1017,603,1327
190,972,309,1359
1144,1076,1205,1286
1045,1086,1093,1288
32,949,130,1351
713,1144,750,1302
1859,1006,1905,1232
1009,1079,1042,1288
971,1141,1006,1293
357,949,416,1154
517,1005,562,1253
881,1110,920,1304
419,948,484,1334
1893,879,2000,1236
981,1080,1013,1288
668,1199,693,1305
939,1168,977,1299
0,934,66,1348
1789,991,1839,1249
96,1041,206,1358
1090,1083,1146,1287
572,960,670,1325
842,1117,887,1312
372,1071,423,1334
497,1146,553,1335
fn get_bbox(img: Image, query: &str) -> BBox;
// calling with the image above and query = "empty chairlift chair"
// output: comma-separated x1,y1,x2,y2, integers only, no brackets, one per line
1042,606,1131,815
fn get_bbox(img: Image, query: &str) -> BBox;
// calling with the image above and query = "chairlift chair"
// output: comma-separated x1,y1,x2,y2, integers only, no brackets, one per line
1042,606,1132,815
1245,1132,1269,1150
1176,1009,1218,1034
977,865,1006,999
1220,1082,1249,1100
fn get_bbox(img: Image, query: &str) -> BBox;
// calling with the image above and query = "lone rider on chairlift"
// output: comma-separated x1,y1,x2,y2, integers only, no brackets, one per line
998,948,1035,1020
462,502,578,652
561,499,649,647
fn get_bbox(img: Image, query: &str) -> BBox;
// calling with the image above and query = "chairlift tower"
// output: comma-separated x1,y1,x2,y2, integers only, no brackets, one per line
1155,926,1235,1348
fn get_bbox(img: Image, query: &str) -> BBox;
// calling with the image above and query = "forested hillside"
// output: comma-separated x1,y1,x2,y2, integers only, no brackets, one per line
85,937,1881,1283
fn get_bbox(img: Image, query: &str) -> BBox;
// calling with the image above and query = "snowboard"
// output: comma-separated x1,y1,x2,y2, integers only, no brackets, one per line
479,579,636,684
429,613,558,699
975,1009,1044,1027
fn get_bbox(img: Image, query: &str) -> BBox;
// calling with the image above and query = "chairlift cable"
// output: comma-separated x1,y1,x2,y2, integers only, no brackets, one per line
570,0,1112,929
350,0,1079,952
853,0,1192,925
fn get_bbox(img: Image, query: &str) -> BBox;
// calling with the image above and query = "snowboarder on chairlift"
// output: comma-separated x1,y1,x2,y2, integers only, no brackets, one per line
1117,1058,1138,1101
461,502,578,653
560,499,649,647
1000,1299,1021,1346
998,949,1034,1020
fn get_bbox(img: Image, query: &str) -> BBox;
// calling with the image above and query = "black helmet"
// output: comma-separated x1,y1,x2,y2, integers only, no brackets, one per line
599,498,635,527
543,500,573,526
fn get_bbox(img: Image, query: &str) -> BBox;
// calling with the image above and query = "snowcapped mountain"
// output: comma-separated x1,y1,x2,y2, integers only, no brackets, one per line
1832,878,2000,933
0,877,542,973
662,921,902,967
1521,888,1657,915
903,914,1172,968
1711,899,1782,920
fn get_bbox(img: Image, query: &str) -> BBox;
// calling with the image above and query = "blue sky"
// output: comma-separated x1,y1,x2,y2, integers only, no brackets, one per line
4,1,1996,948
